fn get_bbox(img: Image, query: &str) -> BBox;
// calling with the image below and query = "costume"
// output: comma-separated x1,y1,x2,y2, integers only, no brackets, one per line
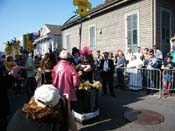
52,60,79,102
73,47,102,123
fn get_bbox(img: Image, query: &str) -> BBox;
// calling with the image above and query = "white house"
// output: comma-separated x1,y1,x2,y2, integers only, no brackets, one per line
33,24,62,56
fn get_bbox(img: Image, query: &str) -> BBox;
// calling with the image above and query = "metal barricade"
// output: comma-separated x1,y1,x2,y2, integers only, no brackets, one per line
114,67,162,97
142,68,162,91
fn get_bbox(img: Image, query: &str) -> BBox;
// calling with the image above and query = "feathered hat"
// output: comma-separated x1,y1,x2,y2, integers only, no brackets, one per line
80,46,92,55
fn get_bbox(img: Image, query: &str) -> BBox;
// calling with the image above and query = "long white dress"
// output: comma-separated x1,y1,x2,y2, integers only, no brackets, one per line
127,59,143,90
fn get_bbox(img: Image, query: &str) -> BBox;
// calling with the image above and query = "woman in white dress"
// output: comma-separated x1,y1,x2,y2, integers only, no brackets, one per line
127,55,144,90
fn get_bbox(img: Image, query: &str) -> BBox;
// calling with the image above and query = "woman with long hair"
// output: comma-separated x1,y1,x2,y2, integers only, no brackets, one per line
7,84,68,131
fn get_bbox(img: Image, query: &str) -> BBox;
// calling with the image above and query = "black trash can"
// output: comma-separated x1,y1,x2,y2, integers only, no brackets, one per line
73,88,99,114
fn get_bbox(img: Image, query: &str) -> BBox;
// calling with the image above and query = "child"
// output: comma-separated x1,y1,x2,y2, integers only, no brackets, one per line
161,55,175,96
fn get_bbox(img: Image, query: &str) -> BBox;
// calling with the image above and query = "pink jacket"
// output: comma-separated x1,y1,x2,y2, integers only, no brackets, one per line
52,60,80,101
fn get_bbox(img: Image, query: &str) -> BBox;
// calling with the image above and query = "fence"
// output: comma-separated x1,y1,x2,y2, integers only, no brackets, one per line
114,67,163,97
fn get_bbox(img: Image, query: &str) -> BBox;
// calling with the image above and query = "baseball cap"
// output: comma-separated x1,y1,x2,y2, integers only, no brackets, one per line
34,84,61,108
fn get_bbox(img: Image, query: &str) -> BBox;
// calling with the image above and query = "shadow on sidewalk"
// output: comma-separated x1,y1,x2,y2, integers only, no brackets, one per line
78,88,145,131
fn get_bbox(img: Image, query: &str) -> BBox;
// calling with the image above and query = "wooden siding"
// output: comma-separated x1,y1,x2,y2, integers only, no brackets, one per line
62,0,153,54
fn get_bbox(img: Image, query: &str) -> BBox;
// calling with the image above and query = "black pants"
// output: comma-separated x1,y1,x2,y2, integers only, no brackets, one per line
116,68,124,85
102,72,114,95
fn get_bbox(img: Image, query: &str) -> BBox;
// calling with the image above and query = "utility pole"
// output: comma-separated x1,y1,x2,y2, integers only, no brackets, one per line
79,18,83,49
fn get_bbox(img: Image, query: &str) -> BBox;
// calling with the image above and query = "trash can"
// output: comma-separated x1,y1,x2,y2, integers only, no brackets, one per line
72,88,99,122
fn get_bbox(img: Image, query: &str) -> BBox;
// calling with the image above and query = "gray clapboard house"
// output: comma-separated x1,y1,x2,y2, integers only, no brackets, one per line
61,0,175,56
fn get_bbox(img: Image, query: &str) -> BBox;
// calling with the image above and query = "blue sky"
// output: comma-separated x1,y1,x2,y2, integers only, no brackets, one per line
0,0,102,51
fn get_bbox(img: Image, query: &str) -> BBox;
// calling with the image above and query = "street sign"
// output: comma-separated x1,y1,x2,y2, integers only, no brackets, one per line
73,0,92,17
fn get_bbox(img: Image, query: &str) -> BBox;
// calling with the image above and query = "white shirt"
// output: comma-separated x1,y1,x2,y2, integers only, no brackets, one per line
103,59,109,72
125,53,133,62
127,59,143,68
134,52,143,60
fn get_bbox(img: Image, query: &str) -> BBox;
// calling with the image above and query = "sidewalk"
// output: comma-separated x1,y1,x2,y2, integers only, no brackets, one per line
8,88,175,131
77,89,175,131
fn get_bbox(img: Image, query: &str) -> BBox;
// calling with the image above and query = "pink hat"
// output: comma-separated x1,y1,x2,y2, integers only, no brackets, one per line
80,46,92,55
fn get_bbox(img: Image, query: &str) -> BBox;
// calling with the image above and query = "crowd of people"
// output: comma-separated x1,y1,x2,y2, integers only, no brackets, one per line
0,46,105,131
1,35,175,130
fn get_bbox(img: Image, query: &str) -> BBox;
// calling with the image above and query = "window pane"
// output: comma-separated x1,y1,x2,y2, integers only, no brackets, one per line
132,14,137,29
66,35,70,49
127,31,132,45
126,13,138,50
89,26,96,48
127,16,132,30
133,30,137,44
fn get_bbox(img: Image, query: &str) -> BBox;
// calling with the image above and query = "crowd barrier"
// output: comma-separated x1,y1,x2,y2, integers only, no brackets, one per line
115,67,175,98
11,68,175,98
114,67,163,97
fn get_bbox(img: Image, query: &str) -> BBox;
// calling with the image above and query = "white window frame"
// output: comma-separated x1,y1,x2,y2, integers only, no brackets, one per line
88,24,96,49
65,33,71,50
160,7,172,50
125,10,140,53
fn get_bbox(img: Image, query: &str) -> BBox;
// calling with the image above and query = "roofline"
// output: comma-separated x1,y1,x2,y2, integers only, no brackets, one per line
33,35,49,45
45,24,61,27
61,0,132,30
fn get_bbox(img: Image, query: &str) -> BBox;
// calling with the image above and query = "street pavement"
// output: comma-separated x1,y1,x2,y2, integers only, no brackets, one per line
9,88,175,131
77,89,175,131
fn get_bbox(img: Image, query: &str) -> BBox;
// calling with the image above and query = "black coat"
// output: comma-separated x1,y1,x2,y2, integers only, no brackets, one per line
0,71,10,118
7,109,67,131
100,59,114,76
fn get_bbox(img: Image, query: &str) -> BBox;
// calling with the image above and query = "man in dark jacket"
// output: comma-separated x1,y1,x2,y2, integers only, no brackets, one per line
100,52,115,97
0,59,10,131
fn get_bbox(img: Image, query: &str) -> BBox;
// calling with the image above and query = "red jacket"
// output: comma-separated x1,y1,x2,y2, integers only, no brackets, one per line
52,60,79,101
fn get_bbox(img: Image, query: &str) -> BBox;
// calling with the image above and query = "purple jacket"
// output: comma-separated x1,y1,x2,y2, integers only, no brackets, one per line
52,60,80,101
